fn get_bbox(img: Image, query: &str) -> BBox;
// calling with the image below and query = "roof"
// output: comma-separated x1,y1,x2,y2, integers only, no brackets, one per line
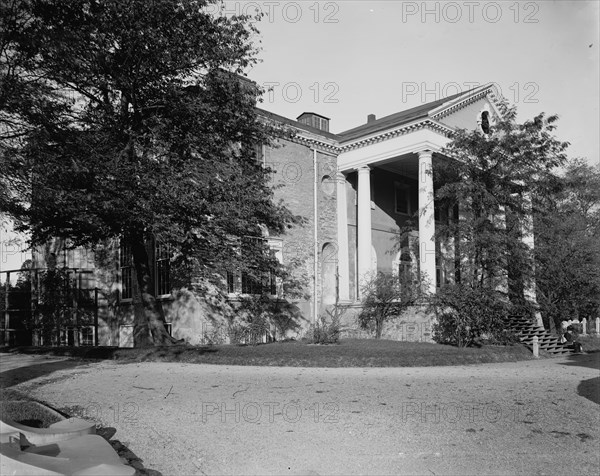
257,108,339,141
297,112,331,120
258,83,496,145
338,83,496,142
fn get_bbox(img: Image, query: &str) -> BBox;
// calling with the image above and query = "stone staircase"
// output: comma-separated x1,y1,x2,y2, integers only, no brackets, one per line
507,315,574,355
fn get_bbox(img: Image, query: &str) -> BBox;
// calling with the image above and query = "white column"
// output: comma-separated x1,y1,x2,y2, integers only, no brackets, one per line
418,150,437,294
522,191,543,328
336,172,350,301
356,165,372,298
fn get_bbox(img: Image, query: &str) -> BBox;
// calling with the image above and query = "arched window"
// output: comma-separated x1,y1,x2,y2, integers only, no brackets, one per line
481,111,490,134
321,242,337,305
477,105,493,135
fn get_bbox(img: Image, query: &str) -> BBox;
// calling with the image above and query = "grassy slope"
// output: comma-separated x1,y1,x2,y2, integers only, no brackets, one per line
2,339,541,367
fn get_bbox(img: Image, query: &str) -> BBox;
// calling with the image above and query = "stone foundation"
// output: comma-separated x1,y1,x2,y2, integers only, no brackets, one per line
335,303,436,343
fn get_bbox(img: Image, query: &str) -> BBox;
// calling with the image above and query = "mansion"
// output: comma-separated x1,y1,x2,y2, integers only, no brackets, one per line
2,83,532,347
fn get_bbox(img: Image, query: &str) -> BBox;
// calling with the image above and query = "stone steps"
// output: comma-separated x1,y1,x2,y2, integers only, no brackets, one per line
507,317,574,355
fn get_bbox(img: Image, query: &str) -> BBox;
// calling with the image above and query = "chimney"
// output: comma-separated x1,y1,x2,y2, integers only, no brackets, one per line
367,114,376,123
297,112,330,132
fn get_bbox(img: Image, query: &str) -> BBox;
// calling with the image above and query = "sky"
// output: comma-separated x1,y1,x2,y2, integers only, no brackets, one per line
213,0,599,165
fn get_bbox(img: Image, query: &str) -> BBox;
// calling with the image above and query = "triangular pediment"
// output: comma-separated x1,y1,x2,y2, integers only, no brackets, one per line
430,83,504,132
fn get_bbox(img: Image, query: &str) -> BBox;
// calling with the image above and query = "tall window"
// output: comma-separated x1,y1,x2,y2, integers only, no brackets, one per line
434,200,450,224
254,143,265,166
227,237,278,295
155,242,171,297
119,242,133,300
436,266,445,288
399,250,412,285
81,326,94,346
395,183,411,215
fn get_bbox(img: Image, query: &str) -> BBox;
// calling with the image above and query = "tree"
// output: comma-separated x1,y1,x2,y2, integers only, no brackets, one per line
433,104,569,326
358,271,420,339
429,284,516,347
534,160,600,331
0,0,301,346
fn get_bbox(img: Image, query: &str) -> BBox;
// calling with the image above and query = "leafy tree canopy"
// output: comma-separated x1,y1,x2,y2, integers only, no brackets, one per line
0,0,301,345
434,104,570,297
535,159,600,329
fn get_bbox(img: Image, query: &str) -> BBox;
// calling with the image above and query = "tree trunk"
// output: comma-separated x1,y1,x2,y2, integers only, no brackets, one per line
129,235,180,347
375,315,383,339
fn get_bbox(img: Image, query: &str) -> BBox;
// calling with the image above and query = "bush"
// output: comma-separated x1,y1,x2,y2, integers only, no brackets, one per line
227,319,269,345
358,272,419,339
203,326,227,345
308,309,341,344
430,284,518,347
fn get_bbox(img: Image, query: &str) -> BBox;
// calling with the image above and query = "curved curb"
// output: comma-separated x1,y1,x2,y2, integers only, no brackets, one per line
1,400,96,446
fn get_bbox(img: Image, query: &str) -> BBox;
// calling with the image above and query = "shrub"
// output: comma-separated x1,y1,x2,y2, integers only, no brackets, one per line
358,272,419,339
227,318,269,345
308,308,341,344
430,284,518,347
202,326,227,345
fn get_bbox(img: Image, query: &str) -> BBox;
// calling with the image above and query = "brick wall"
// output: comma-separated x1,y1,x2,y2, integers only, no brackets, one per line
267,138,340,325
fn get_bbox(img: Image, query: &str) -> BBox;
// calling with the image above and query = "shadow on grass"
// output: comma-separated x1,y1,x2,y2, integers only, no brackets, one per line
0,358,87,389
2,344,219,362
577,377,599,405
557,351,600,405
559,352,600,371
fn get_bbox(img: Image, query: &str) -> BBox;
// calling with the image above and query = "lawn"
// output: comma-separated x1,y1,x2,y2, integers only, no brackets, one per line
3,338,541,367
577,335,600,353
0,398,63,428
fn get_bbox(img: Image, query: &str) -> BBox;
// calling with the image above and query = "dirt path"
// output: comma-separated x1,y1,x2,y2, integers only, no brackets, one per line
1,352,599,475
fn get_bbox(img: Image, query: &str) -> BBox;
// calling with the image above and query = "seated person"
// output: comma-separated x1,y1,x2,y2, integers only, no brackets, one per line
564,330,583,353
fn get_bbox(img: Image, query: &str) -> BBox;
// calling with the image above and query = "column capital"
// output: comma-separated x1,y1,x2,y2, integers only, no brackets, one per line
335,170,347,178
416,149,434,160
355,165,371,173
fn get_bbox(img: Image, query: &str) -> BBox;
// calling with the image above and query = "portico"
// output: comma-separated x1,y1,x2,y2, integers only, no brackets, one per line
336,126,451,300
331,83,507,303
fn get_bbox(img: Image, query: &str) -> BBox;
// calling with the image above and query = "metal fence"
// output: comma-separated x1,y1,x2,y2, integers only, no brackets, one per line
0,267,98,347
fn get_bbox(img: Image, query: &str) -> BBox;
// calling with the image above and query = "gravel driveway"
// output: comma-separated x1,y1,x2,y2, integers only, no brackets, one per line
1,352,599,475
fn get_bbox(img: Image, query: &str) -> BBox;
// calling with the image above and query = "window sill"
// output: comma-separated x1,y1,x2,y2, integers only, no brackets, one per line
156,294,174,302
227,293,279,300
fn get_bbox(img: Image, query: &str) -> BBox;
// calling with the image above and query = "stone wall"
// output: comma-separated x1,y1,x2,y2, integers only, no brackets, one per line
336,303,436,343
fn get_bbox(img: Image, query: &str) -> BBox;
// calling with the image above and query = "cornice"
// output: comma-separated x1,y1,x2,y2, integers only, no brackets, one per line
431,85,505,121
337,119,454,153
431,89,490,120
267,86,505,156
291,133,340,155
290,118,455,155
